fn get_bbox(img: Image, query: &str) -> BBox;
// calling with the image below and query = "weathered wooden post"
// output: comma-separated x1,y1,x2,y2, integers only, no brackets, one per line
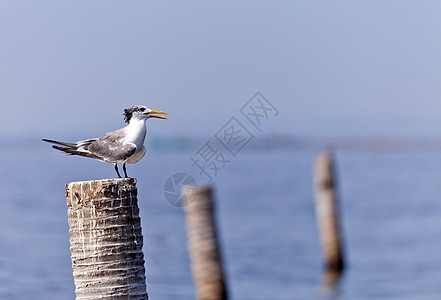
65,178,148,299
182,186,228,300
314,150,345,273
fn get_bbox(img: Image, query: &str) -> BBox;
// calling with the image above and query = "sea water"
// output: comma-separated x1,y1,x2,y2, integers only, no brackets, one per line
1,139,441,299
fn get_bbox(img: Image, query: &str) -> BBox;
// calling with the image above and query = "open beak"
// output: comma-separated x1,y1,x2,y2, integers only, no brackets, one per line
145,110,169,120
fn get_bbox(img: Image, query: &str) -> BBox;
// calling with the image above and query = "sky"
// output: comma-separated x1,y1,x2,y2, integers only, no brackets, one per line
1,1,441,139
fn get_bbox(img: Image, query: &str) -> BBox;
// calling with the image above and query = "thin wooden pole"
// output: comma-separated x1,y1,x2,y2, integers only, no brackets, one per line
314,151,345,273
183,186,228,300
65,178,148,300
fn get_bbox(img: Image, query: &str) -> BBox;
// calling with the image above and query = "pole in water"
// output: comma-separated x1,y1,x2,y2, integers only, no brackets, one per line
314,150,345,273
182,186,228,300
65,178,148,299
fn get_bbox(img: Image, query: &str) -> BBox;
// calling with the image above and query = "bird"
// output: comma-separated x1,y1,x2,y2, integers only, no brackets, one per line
43,105,168,178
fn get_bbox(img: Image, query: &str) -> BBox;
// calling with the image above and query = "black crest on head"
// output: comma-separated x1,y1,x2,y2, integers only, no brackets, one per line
123,105,146,124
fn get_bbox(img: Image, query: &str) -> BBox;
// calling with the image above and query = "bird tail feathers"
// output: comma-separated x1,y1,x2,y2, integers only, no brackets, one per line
43,138,103,161
51,145,103,160
42,139,77,148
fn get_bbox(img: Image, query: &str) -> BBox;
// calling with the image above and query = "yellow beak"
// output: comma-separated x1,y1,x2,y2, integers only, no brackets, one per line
145,110,169,120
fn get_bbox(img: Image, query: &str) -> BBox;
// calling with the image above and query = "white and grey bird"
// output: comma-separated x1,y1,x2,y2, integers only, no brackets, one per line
43,105,169,178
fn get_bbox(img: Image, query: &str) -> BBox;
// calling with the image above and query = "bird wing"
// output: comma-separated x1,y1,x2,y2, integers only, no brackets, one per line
86,128,137,163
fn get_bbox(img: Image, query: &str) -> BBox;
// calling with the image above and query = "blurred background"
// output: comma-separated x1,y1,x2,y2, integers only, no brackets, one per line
1,1,441,299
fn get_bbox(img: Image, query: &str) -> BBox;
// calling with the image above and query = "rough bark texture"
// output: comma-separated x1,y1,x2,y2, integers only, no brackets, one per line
314,151,345,272
65,178,148,300
183,187,228,300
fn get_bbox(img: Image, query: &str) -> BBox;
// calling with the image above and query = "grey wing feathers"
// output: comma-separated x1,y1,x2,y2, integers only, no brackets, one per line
86,129,137,162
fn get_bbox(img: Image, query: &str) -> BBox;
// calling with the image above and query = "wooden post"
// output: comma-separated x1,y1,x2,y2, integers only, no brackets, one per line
183,186,228,300
65,178,148,300
322,268,343,290
314,151,345,273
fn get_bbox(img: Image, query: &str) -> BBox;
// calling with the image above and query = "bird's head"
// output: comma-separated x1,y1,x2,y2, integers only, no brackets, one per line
123,105,169,124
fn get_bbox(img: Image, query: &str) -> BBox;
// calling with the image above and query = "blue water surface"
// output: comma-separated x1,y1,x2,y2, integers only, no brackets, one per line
1,139,441,299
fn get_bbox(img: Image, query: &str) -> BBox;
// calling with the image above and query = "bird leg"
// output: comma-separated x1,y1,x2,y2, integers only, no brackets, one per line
123,163,128,178
114,163,122,178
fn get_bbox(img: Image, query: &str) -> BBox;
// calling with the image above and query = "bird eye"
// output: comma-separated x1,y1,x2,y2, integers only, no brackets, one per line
140,107,146,112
